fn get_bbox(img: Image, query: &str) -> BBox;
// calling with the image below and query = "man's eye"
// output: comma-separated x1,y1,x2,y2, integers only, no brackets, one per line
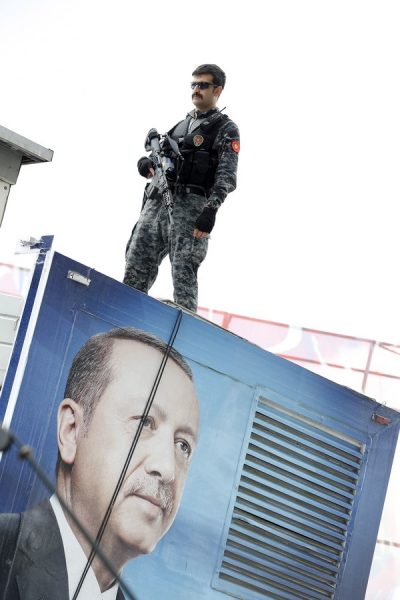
176,439,191,458
131,415,154,429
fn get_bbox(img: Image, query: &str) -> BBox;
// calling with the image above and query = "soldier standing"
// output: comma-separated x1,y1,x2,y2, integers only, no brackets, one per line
124,63,240,312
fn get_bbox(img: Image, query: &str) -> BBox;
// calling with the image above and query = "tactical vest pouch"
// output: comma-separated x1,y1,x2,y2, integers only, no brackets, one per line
192,150,210,175
182,150,211,186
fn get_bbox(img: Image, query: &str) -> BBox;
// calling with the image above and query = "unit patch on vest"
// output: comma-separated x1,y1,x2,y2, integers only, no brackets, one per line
231,140,240,153
193,134,204,147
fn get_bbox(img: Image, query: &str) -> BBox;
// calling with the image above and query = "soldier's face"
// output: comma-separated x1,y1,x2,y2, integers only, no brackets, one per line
191,74,221,112
67,340,199,560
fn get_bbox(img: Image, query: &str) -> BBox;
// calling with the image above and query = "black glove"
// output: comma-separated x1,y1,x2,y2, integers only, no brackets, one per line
194,207,217,233
137,156,154,178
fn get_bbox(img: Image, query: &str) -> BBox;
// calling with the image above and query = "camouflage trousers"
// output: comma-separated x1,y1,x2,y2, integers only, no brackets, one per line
124,190,209,312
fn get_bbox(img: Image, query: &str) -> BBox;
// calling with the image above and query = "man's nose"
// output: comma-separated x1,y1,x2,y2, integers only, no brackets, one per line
144,434,175,483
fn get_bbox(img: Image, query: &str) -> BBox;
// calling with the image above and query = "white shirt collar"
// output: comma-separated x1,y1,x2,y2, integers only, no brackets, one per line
50,495,119,600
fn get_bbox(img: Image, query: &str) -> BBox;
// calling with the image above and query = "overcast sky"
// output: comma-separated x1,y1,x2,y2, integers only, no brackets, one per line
1,0,399,344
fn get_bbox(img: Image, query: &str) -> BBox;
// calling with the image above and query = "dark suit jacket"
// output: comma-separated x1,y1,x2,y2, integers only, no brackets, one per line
0,500,125,600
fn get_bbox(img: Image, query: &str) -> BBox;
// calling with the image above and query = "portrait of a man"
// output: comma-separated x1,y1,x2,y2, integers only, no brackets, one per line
0,327,199,600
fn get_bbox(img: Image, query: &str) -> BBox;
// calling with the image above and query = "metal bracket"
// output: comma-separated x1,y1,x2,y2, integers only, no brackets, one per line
372,413,392,426
14,237,42,253
67,270,91,287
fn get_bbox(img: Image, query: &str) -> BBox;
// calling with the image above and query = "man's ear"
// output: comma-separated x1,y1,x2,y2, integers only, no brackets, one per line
214,85,223,100
57,399,84,465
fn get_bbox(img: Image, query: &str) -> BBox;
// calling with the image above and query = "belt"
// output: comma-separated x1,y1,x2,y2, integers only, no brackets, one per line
171,184,207,196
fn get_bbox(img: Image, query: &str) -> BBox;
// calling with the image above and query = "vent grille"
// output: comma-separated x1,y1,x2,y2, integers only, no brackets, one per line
215,399,365,599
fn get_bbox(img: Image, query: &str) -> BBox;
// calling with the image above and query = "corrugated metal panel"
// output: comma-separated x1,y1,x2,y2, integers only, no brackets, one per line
214,397,365,599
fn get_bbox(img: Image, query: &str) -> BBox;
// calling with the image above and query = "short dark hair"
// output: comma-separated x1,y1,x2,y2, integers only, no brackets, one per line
64,327,193,431
192,64,226,88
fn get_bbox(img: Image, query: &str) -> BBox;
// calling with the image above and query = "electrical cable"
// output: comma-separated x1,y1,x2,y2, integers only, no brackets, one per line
0,426,137,600
72,309,183,599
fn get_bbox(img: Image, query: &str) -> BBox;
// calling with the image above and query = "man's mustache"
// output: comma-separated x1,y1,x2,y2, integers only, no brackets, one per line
124,476,174,515
192,93,203,99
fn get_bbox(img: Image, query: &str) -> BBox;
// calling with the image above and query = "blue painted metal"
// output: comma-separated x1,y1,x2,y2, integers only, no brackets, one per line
213,394,366,599
0,251,399,600
227,523,338,583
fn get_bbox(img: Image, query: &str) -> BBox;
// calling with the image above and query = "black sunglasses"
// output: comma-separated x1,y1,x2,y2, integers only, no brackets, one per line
190,81,218,90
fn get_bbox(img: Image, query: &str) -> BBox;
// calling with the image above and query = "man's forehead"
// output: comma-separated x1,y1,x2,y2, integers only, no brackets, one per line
110,338,190,374
109,339,197,402
111,337,161,360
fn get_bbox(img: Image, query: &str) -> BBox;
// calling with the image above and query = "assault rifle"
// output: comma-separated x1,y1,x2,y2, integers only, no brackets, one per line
144,128,181,225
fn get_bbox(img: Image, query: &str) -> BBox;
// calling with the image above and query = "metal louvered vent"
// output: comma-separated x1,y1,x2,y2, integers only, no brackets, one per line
214,398,365,600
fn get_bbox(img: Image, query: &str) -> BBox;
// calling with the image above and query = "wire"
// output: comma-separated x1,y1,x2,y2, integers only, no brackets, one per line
0,427,137,600
72,310,183,599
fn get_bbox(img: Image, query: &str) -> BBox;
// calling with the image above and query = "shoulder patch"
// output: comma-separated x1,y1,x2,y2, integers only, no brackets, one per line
231,140,240,153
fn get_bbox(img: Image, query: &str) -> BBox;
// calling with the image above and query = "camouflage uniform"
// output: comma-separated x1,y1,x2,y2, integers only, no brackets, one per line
124,108,239,311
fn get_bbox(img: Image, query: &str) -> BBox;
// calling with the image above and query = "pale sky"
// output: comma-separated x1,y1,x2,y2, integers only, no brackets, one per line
1,0,399,344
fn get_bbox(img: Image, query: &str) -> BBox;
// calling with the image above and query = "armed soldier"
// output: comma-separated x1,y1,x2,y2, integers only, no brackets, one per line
123,64,240,312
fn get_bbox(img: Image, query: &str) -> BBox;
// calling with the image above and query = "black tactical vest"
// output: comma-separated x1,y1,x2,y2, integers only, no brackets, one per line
168,111,229,191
